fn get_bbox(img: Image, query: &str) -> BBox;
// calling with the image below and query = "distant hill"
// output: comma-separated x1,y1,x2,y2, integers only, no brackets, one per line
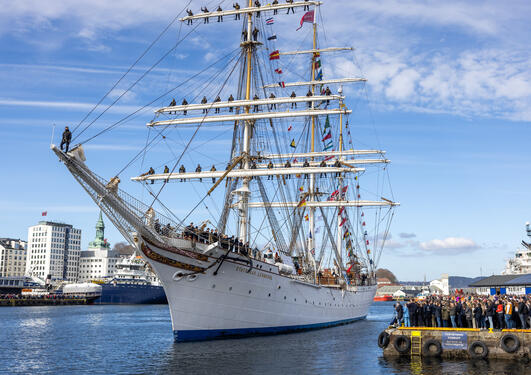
376,268,399,284
449,276,485,289
398,276,486,288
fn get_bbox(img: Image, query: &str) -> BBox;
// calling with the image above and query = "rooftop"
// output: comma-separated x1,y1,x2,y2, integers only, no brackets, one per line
468,274,523,287
36,221,73,228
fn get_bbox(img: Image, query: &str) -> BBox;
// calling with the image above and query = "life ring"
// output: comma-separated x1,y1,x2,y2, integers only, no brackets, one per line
393,335,411,354
500,333,520,353
378,331,390,349
422,339,442,357
468,341,489,359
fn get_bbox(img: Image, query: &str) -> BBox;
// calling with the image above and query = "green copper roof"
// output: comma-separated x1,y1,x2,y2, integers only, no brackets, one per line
88,211,110,249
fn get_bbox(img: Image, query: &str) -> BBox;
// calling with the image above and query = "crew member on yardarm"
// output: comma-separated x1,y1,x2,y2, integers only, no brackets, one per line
60,126,72,152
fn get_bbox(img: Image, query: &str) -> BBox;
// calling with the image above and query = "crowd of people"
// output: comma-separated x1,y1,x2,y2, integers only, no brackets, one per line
390,294,531,330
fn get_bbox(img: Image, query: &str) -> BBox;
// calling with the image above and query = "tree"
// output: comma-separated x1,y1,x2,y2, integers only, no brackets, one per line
113,241,135,256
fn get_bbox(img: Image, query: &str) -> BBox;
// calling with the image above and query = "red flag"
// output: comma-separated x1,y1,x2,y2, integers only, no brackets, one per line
269,50,280,60
275,68,283,74
338,207,345,216
324,155,334,162
366,240,370,245
322,132,331,141
288,125,292,131
339,217,347,227
362,221,366,226
41,211,47,217
361,212,364,217
341,186,348,193
296,10,315,30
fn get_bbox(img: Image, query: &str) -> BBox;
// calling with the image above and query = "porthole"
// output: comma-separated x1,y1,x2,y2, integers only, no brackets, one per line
212,284,216,289
172,272,184,281
268,293,271,297
187,274,198,282
278,285,281,289
284,296,286,300
229,286,233,291
294,298,297,302
305,300,307,303
249,290,252,294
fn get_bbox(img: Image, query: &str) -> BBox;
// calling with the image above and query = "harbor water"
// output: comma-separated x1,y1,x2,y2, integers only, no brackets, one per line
1,301,529,374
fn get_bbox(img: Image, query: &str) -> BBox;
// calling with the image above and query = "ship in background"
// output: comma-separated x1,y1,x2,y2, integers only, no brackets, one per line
502,222,531,275
66,213,167,304
53,1,397,341
90,255,167,304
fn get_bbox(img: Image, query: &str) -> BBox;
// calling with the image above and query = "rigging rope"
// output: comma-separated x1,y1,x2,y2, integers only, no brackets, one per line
71,0,193,135
73,21,203,143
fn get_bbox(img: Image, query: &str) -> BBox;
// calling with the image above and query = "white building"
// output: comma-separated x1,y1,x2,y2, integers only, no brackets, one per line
429,273,450,295
26,221,81,282
0,238,27,277
78,212,121,282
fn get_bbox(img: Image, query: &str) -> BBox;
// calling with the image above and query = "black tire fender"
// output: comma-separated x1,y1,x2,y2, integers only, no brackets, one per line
393,335,411,354
422,339,443,357
500,333,520,353
469,341,489,359
378,331,390,349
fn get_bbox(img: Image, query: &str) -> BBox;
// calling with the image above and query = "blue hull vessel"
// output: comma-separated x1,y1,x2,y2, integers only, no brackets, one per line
93,284,167,304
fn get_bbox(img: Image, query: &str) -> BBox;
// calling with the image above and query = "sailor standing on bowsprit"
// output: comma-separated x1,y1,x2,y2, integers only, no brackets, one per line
60,126,72,153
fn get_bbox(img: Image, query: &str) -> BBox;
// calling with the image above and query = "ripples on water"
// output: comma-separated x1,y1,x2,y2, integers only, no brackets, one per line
0,302,528,374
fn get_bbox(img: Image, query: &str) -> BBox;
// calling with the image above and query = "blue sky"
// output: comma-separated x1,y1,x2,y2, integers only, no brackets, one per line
0,0,529,280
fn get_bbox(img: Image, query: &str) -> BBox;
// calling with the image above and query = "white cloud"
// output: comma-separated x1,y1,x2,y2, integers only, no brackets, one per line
399,232,416,239
419,237,480,251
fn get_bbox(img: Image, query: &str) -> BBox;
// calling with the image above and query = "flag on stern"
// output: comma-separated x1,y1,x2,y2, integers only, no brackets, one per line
296,10,315,30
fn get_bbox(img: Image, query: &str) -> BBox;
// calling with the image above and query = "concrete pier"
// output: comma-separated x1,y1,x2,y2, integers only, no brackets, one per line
0,297,95,307
378,327,531,361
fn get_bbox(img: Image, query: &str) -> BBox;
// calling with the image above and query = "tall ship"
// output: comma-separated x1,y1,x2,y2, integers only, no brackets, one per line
503,222,531,275
52,1,398,341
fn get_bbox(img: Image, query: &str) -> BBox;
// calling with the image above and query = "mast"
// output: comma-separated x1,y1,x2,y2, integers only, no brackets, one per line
336,86,344,268
239,0,254,243
308,4,318,268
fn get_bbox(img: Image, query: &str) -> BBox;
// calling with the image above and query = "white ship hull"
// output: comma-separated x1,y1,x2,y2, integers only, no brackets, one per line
137,237,376,342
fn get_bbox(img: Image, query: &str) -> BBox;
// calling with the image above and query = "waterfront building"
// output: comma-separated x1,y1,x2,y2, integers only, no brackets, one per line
26,221,81,282
469,273,531,295
0,238,27,277
429,274,450,295
78,212,120,282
